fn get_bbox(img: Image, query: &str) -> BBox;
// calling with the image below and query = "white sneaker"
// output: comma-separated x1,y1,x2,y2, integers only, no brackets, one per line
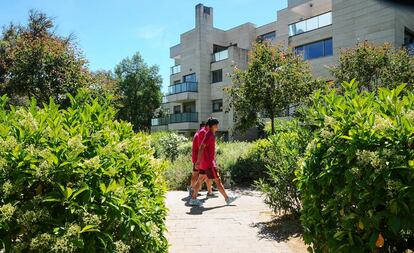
189,198,203,207
225,195,239,205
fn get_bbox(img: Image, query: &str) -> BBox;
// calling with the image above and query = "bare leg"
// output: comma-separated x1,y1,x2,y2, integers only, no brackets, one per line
206,179,213,194
192,175,207,199
190,171,199,189
213,178,228,200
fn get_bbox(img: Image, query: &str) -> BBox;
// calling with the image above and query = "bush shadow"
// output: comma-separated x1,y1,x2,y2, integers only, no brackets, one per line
251,214,302,242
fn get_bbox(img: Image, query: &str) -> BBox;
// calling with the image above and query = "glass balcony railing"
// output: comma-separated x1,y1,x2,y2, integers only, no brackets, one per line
151,112,198,126
167,82,198,95
170,65,181,75
169,112,198,124
213,49,228,62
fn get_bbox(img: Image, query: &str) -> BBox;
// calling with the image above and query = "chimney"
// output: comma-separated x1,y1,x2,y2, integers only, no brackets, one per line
195,4,213,28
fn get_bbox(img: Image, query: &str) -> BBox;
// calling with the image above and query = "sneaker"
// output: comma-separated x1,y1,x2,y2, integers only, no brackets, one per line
206,192,216,198
189,198,203,207
225,195,239,205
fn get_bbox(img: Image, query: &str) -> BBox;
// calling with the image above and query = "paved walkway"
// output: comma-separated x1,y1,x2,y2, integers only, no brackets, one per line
166,190,307,253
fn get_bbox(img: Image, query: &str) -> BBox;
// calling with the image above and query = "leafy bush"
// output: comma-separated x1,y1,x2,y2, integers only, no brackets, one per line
0,92,168,252
150,131,188,162
228,140,270,186
298,80,414,252
256,120,310,217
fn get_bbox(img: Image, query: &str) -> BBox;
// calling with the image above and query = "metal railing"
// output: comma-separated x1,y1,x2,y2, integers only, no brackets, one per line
170,65,181,75
151,112,198,126
213,49,229,62
167,82,198,95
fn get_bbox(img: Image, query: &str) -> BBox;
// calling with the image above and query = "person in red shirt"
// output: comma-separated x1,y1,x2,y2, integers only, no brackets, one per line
188,122,214,197
189,118,238,206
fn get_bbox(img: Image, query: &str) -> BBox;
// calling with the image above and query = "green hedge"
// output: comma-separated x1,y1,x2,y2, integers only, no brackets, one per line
0,92,168,252
298,81,414,252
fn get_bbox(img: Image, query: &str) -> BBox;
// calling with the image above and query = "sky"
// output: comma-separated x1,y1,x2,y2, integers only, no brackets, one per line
0,0,287,91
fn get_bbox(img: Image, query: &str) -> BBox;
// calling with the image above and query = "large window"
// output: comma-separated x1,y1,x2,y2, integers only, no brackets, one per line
173,105,181,114
212,99,223,112
260,31,276,42
289,12,332,36
295,38,333,60
212,69,223,83
183,73,196,83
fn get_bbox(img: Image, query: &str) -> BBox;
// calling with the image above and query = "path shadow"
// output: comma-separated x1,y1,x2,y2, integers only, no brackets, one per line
186,205,236,215
251,214,302,242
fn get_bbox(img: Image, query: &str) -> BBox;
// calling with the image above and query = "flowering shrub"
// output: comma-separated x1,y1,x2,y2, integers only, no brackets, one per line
298,80,414,252
0,92,168,252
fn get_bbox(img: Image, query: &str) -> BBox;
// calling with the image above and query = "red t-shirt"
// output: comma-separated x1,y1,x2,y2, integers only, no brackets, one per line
199,131,216,170
192,127,207,163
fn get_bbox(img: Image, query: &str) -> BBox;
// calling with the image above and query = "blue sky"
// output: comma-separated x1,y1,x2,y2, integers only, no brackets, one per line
0,0,287,91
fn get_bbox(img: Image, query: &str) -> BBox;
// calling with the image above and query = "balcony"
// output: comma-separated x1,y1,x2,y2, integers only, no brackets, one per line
212,49,229,62
167,82,198,95
170,65,181,75
151,112,198,126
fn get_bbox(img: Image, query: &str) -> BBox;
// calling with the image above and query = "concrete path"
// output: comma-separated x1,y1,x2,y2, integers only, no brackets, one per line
166,190,307,253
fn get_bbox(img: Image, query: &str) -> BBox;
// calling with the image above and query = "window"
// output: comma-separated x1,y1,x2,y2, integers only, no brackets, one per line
173,105,181,114
173,80,181,84
295,38,333,60
289,12,332,36
183,102,196,113
260,31,276,42
212,99,223,112
183,73,196,83
212,69,223,83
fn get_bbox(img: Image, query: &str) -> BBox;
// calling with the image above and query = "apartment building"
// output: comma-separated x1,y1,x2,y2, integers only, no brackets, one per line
151,0,414,140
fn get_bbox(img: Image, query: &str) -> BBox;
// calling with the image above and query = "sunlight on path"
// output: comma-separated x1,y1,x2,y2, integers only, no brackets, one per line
166,190,307,253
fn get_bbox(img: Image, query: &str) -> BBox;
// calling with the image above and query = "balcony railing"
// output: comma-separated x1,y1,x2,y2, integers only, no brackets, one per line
213,49,229,62
167,82,198,95
170,65,181,75
151,112,198,126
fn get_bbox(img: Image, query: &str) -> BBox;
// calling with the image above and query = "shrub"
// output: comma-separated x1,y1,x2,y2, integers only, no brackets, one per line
256,120,310,217
0,92,168,252
228,140,270,186
298,80,414,252
150,131,188,161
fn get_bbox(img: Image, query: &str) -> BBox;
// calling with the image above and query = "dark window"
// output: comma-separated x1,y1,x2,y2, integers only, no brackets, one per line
212,99,223,112
183,73,196,83
295,38,333,60
306,40,324,59
260,31,276,41
173,105,181,114
173,80,181,84
183,102,196,113
212,69,223,83
404,28,414,45
324,38,333,56
213,44,227,53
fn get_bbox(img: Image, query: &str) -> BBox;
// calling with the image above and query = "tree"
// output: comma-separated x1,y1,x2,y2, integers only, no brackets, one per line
330,40,414,91
115,52,162,131
228,40,319,135
0,10,91,106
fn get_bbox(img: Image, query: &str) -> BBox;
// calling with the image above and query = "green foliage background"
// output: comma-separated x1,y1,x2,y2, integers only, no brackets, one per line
0,91,168,252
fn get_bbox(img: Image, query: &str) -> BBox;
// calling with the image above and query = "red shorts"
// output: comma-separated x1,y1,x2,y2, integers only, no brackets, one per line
199,167,219,179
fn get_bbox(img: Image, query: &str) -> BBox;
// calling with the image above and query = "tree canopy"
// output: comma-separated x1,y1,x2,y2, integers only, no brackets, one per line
0,10,91,106
115,52,162,131
228,40,320,135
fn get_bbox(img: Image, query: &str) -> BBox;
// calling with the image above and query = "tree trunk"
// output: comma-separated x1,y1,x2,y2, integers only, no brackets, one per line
270,112,275,135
